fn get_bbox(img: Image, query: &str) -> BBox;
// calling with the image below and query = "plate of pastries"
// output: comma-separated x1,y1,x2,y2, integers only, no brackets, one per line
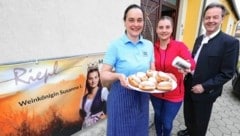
127,70,177,93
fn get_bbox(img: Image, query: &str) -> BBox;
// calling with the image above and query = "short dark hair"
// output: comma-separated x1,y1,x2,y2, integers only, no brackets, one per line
123,4,144,21
203,2,226,17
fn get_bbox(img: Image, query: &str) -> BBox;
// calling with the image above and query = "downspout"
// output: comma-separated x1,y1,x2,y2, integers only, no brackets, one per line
197,0,207,36
230,0,240,19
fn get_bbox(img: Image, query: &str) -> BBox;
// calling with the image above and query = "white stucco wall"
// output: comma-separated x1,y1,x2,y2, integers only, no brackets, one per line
0,0,139,64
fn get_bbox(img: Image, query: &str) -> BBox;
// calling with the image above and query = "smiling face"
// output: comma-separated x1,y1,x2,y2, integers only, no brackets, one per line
156,18,173,41
87,71,100,89
124,8,144,40
203,7,223,36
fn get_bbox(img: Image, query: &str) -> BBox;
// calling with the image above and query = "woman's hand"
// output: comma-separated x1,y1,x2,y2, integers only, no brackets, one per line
118,73,128,88
178,68,191,75
99,113,107,119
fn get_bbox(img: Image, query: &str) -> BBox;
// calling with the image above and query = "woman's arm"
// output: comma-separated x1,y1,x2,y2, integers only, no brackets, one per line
150,62,156,70
100,64,128,88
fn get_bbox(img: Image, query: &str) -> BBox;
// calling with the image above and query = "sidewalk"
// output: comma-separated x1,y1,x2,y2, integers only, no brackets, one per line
150,80,240,136
73,80,240,136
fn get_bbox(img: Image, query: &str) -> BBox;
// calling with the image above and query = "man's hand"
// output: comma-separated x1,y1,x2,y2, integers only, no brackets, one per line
191,84,204,94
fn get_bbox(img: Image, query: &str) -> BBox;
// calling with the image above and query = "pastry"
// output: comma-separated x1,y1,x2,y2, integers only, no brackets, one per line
128,75,141,88
136,72,148,81
156,71,170,82
138,80,156,91
156,81,172,91
146,69,158,77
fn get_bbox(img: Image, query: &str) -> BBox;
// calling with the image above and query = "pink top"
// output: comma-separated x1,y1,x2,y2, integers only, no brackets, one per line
152,39,195,102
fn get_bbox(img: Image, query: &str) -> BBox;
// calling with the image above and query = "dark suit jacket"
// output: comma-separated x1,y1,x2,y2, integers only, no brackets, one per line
186,31,239,102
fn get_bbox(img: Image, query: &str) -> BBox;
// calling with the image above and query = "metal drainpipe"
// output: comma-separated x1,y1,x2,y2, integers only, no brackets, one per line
197,0,207,37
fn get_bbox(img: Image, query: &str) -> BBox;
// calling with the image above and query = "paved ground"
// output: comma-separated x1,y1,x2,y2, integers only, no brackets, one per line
149,80,240,136
73,80,240,136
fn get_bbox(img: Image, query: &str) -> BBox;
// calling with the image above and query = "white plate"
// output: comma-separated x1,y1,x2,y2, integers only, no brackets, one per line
127,77,177,93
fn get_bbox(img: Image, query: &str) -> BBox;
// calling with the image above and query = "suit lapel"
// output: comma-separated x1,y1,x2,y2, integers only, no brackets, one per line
192,36,204,58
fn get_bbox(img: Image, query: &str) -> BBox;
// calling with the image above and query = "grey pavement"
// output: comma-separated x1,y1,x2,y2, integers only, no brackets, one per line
73,80,240,136
150,80,240,136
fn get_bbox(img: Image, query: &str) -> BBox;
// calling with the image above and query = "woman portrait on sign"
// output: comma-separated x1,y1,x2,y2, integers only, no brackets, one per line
79,65,109,128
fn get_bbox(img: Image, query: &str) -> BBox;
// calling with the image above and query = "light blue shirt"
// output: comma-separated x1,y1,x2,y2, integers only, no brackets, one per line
103,34,154,76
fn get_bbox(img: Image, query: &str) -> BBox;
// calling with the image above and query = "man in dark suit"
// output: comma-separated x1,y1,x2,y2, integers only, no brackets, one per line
178,2,239,136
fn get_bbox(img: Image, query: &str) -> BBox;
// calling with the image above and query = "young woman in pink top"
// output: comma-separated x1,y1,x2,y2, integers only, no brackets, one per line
151,16,195,136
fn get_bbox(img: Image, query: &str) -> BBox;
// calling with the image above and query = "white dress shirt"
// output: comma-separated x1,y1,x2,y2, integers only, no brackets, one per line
194,29,220,62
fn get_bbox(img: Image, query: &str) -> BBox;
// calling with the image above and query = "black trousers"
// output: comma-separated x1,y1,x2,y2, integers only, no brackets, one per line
183,74,214,136
184,92,213,136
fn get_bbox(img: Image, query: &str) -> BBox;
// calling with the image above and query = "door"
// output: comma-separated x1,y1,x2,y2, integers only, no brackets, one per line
141,0,179,42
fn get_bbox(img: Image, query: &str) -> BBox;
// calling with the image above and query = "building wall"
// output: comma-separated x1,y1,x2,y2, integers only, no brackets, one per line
182,0,203,50
0,0,238,64
175,0,187,41
220,0,239,35
181,0,238,51
0,0,139,64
